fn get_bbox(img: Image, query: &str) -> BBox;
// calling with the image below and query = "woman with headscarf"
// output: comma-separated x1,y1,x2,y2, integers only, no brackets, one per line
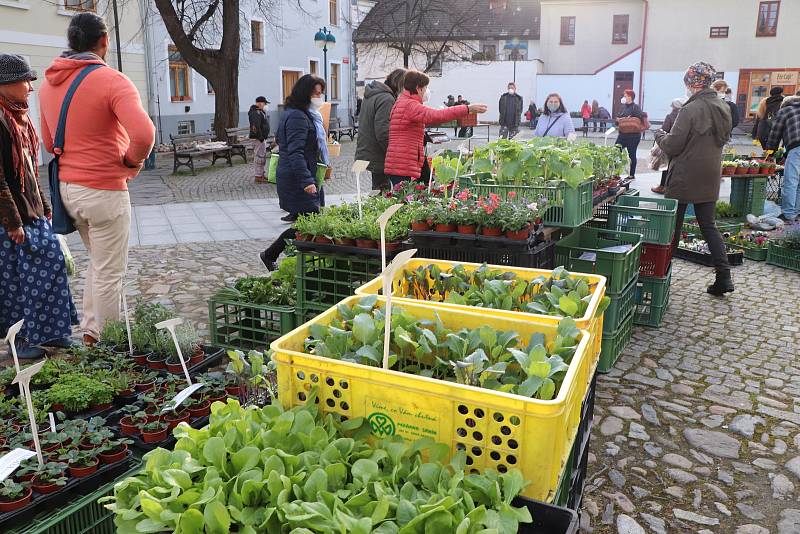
655,62,733,296
0,54,78,358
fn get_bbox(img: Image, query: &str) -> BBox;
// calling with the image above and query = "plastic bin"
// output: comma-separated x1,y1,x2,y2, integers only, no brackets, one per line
514,498,579,534
411,235,555,269
4,460,141,534
355,258,607,359
272,295,597,502
730,176,768,217
459,176,593,228
729,242,768,262
551,374,594,511
607,196,678,245
639,242,673,277
603,274,637,333
598,310,634,373
296,250,384,308
767,242,800,272
208,297,295,350
634,266,671,328
554,227,642,294
682,216,743,236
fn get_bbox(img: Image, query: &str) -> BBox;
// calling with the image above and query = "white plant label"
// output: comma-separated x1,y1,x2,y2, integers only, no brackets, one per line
12,360,46,466
48,412,57,433
12,359,46,386
162,383,204,413
155,317,192,385
121,288,134,359
381,249,418,369
0,449,37,482
3,319,24,373
377,204,404,271
352,160,369,219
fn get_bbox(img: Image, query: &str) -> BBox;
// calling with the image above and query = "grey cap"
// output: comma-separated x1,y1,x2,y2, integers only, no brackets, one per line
0,54,37,85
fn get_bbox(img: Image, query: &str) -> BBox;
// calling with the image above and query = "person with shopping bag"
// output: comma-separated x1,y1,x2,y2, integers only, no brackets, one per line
0,54,78,359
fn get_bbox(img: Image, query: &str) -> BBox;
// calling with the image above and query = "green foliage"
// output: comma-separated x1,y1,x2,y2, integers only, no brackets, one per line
715,201,738,219
775,229,800,250
101,400,531,534
46,373,115,412
305,297,582,401
0,479,28,500
100,319,128,346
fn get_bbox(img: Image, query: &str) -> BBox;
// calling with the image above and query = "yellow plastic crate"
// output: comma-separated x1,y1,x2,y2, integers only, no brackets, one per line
355,259,607,359
272,295,598,502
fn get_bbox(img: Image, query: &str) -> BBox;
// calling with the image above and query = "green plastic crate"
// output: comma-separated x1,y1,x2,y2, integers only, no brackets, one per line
730,176,767,217
634,266,671,327
296,251,384,308
682,217,744,236
5,461,142,534
598,310,633,373
728,242,768,261
603,274,638,333
583,218,608,230
767,242,800,272
208,297,296,350
607,196,678,245
459,176,594,227
554,227,642,294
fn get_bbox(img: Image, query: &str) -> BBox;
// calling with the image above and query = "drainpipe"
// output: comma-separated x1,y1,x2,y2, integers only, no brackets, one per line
639,0,649,110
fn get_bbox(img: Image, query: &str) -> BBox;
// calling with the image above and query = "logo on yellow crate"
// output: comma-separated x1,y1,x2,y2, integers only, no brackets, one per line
367,412,396,436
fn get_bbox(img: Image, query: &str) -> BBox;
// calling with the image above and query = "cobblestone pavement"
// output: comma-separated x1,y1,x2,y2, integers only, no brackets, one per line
29,242,796,533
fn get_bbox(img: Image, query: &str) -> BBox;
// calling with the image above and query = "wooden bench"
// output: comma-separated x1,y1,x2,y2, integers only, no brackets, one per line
170,132,232,175
329,116,357,142
580,118,612,136
224,127,252,163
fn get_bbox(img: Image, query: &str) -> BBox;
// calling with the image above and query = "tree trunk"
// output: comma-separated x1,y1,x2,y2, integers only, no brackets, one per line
403,52,410,68
209,60,239,140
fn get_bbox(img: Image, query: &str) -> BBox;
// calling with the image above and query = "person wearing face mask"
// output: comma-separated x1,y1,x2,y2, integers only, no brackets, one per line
249,96,271,184
355,68,406,190
711,80,738,132
614,89,645,179
533,93,575,138
0,54,78,359
384,70,487,186
499,82,523,139
655,61,733,296
259,74,327,270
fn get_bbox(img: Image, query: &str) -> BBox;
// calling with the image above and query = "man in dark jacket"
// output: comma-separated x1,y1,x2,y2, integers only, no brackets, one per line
766,95,800,221
656,61,733,296
753,87,784,148
248,96,271,183
499,82,523,139
354,69,405,189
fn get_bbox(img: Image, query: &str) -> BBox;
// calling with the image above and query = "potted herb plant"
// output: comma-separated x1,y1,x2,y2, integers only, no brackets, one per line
99,437,133,465
139,419,169,443
409,202,432,231
185,396,212,418
0,480,32,513
129,323,153,365
119,406,148,436
60,448,100,478
162,400,191,430
30,462,69,494
133,370,158,392
353,219,380,249
101,320,128,353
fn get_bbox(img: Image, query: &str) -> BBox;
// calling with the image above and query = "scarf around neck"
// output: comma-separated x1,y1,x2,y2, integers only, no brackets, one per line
0,94,39,192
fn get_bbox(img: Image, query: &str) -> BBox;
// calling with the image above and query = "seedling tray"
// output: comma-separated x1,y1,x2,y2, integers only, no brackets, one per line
292,239,409,258
674,247,744,267
728,242,768,261
412,238,556,269
208,298,296,351
0,452,136,532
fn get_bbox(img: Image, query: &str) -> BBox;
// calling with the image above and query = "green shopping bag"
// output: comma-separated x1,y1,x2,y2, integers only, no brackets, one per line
268,153,279,183
316,163,328,189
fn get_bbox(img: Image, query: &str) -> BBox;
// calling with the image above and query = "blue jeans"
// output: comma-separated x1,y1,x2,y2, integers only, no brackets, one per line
781,147,800,219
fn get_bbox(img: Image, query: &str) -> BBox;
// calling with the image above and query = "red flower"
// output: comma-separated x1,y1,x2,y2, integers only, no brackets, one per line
415,184,426,191
507,191,517,199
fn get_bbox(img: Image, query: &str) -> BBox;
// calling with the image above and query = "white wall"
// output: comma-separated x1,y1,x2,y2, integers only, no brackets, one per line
536,48,640,115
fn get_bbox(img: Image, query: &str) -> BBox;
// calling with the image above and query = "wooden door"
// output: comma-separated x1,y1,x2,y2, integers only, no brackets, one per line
281,70,301,103
613,71,634,118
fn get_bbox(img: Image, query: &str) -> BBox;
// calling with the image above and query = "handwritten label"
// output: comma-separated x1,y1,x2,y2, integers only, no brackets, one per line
0,449,37,482
162,383,204,413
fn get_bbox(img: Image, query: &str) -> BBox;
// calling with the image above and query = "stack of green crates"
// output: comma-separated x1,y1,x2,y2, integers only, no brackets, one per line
730,175,768,218
554,226,642,372
607,196,677,329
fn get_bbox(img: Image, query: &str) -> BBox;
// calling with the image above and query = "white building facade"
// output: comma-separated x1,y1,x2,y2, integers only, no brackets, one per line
142,0,356,142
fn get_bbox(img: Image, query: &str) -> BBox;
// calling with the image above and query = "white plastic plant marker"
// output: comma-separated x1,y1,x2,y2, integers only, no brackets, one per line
3,319,24,373
121,282,135,359
161,382,204,413
352,160,369,219
381,249,417,369
428,148,446,193
12,359,47,465
604,127,617,146
155,318,192,385
48,412,57,433
567,132,577,143
377,203,404,271
0,449,38,482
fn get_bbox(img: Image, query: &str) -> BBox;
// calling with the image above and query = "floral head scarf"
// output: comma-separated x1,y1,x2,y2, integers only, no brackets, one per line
683,62,717,89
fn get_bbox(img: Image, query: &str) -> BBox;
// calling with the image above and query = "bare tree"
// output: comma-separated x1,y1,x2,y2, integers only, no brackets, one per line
152,0,302,139
354,0,484,73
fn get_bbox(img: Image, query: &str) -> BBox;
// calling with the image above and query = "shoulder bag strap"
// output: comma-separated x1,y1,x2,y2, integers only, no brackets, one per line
53,64,104,159
542,114,560,137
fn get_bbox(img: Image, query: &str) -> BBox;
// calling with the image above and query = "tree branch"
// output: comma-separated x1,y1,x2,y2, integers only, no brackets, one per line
186,0,219,41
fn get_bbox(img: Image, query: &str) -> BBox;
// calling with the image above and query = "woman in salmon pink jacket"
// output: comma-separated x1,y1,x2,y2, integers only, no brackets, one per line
384,70,487,185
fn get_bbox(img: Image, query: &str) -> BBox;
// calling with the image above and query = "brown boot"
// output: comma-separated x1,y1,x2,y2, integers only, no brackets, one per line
83,334,98,347
651,185,665,194
254,176,268,184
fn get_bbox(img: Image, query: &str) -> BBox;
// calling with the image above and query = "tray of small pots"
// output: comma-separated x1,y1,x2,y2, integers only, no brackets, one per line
676,234,744,267
0,416,136,530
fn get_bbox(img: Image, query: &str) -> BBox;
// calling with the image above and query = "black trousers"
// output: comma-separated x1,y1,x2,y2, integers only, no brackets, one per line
262,209,318,265
615,134,641,177
370,171,390,191
672,201,730,272
659,170,667,187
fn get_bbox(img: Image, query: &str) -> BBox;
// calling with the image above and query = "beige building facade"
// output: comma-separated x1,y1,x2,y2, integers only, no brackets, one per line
0,0,150,159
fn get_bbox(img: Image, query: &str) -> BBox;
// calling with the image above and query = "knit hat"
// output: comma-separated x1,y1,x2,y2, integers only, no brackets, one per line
0,54,37,85
683,62,716,89
770,86,784,96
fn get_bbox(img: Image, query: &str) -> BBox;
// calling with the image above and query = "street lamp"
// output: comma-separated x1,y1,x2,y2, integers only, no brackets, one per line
504,38,523,84
314,27,336,101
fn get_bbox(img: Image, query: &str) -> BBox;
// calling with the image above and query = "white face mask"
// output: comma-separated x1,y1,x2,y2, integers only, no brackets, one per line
310,97,324,110
620,97,627,104
547,102,559,113
508,88,516,94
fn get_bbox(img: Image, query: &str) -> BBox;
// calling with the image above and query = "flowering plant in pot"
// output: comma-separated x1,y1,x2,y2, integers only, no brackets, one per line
139,419,169,443
408,202,432,231
454,192,479,234
60,448,100,478
0,479,32,512
497,203,532,241
430,200,457,232
29,462,69,494
475,194,503,236
99,437,133,465
721,161,737,175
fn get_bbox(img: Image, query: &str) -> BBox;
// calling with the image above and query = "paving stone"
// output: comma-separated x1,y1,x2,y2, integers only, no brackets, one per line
631,486,650,499
628,422,649,441
609,406,641,420
778,508,800,534
639,513,667,534
641,403,660,426
752,457,778,470
701,414,724,428
736,503,766,521
674,508,719,526
715,502,732,516
665,486,685,498
662,453,692,469
787,456,800,480
667,468,697,484
603,492,635,514
735,525,770,534
609,468,626,489
704,483,730,501
718,470,735,485
729,414,765,438
771,473,795,500
616,514,646,534
684,428,741,459
600,416,624,436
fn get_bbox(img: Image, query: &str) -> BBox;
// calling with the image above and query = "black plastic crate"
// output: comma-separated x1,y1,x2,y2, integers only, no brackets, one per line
514,497,579,534
674,247,744,267
411,236,555,269
553,374,594,510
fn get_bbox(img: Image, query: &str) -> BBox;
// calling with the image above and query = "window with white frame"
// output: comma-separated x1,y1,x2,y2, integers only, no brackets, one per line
330,63,340,100
251,20,264,51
